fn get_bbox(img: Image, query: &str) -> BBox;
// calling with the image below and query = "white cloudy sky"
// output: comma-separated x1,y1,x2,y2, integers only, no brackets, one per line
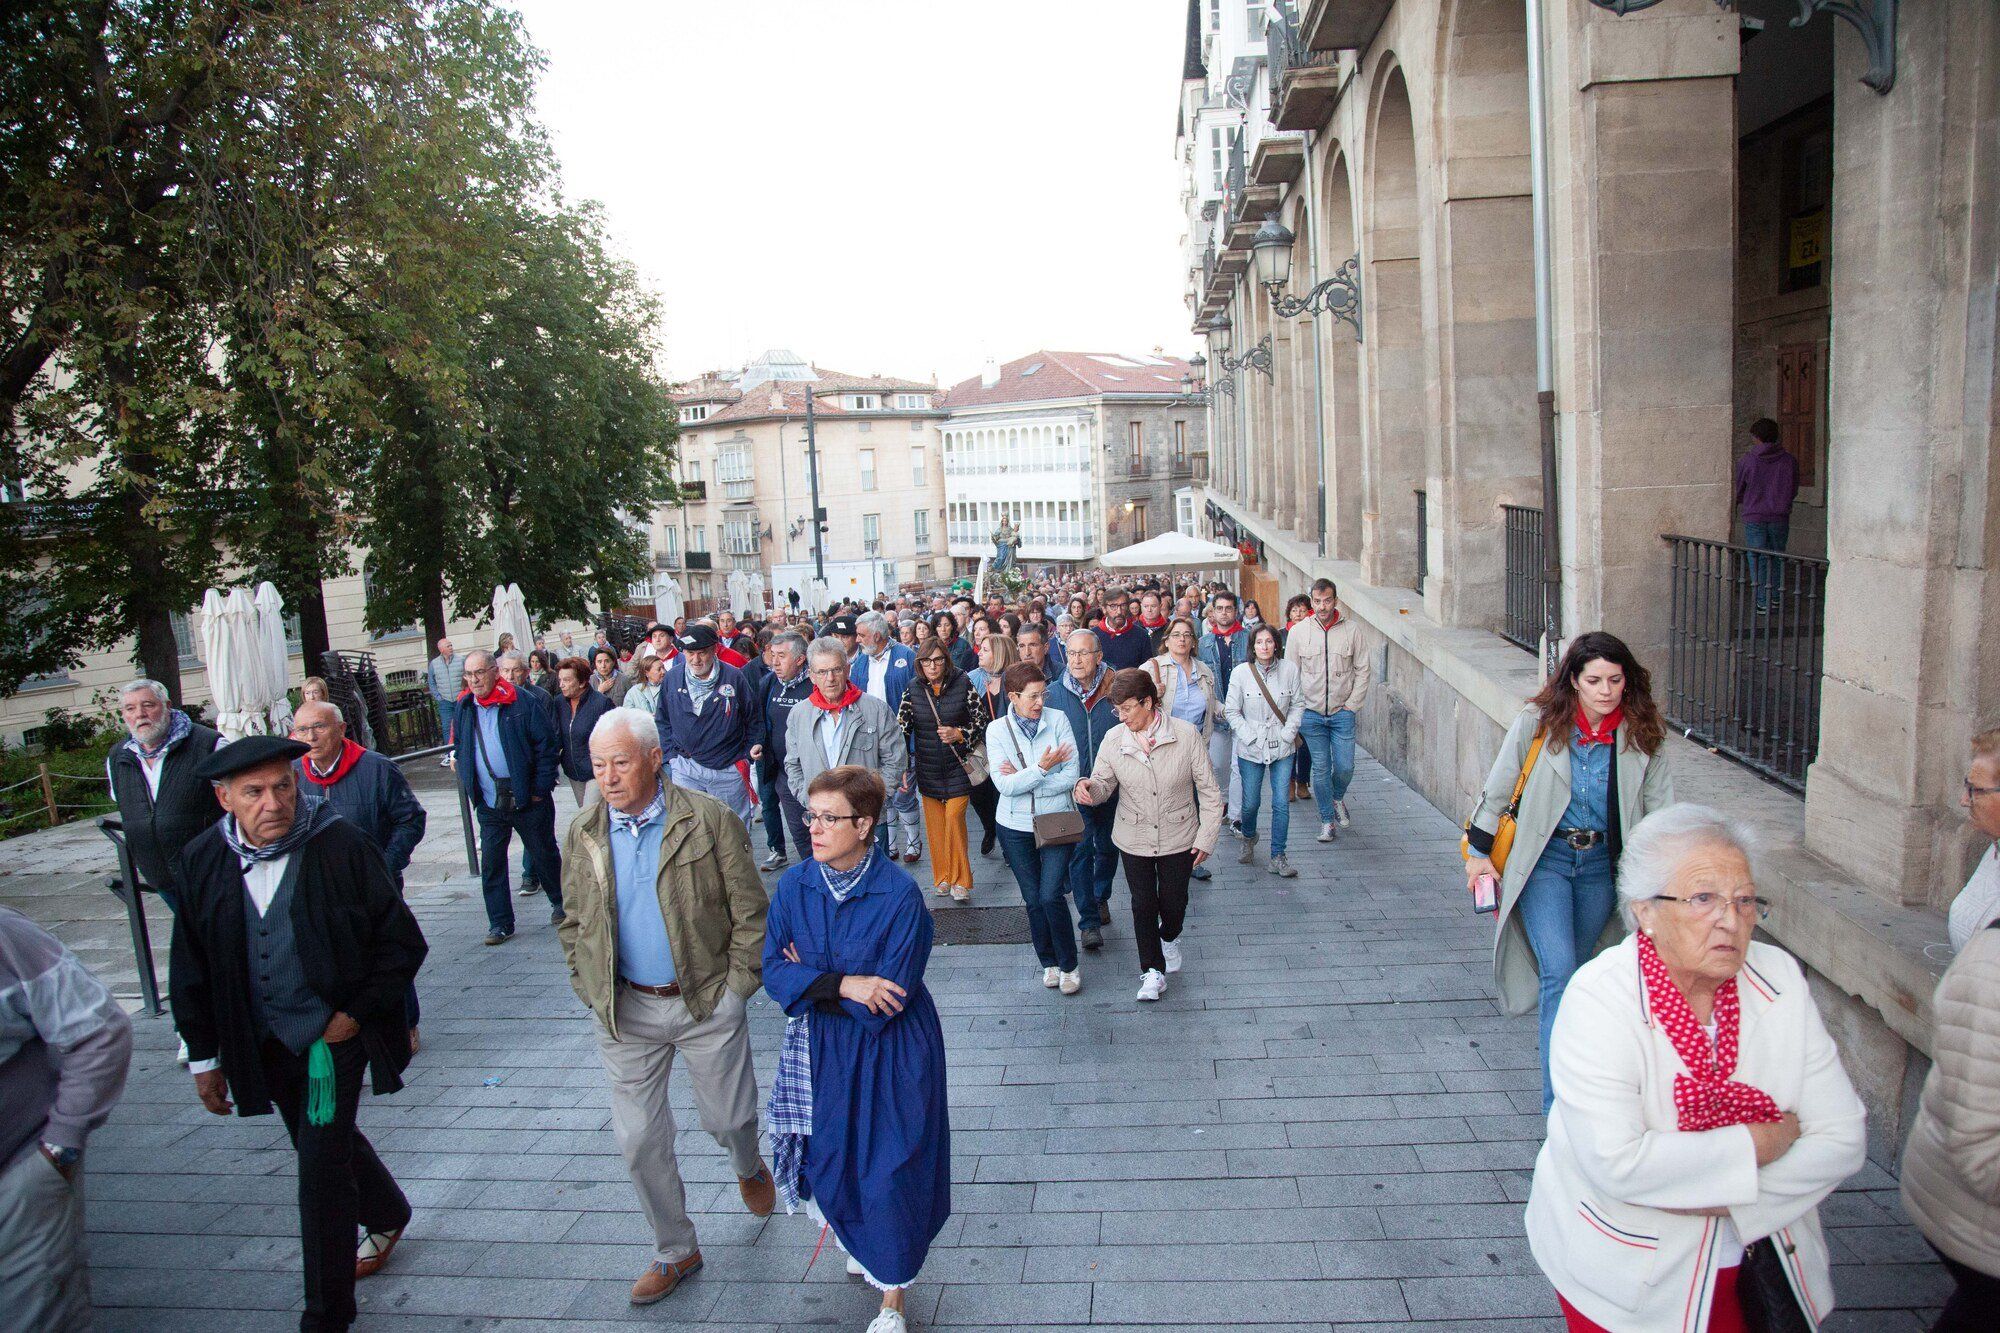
508,0,1193,390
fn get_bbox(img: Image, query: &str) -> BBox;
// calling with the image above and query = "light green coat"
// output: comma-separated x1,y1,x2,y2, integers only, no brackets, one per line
556,783,768,1038
1469,707,1674,1016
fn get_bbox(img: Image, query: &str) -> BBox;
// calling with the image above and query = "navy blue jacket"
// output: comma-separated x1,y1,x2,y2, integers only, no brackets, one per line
655,659,753,770
453,689,561,805
749,668,815,782
1047,666,1120,774
553,688,614,782
295,747,427,885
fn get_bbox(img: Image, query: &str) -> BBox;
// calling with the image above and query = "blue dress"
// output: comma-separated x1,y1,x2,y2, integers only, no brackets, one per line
762,854,951,1286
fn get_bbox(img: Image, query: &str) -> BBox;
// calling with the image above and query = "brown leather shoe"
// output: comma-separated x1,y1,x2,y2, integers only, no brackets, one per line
629,1251,703,1305
738,1163,777,1217
354,1224,405,1279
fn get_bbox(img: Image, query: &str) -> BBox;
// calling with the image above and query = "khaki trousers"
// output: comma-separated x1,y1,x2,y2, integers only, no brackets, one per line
597,984,762,1262
0,1144,88,1333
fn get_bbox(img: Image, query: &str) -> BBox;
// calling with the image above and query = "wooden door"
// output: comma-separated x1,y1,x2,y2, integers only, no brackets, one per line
1775,342,1820,488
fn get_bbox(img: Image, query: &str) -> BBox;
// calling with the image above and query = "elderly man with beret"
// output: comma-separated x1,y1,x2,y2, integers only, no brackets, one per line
654,623,758,825
170,736,428,1333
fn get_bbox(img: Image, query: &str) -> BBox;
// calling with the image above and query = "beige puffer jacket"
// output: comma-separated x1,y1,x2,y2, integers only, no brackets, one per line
1900,924,2000,1275
1081,715,1224,858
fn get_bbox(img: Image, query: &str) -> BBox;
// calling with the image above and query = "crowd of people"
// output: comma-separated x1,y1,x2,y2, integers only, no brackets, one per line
2,572,1995,1333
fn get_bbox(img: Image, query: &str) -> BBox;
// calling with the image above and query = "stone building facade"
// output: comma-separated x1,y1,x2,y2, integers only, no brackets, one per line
938,352,1205,574
663,350,949,610
1177,0,1999,1146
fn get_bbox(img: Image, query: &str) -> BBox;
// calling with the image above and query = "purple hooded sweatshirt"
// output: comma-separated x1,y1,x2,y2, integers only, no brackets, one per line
1734,441,1799,524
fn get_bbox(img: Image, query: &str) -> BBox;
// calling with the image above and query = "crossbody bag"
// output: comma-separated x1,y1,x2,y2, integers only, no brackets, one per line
1004,715,1085,849
921,684,987,787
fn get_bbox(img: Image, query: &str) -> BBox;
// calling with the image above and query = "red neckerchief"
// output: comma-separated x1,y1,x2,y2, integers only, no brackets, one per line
1576,706,1624,748
1138,615,1168,630
718,645,748,668
810,683,863,713
1210,621,1244,641
1314,609,1341,629
460,677,518,707
1638,934,1782,1132
299,739,365,787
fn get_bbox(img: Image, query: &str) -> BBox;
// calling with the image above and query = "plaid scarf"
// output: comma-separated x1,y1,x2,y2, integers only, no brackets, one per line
609,782,667,839
1638,934,1783,1132
130,708,193,762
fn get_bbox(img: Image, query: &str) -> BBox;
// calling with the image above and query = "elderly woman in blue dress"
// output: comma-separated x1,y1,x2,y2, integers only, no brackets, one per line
763,765,951,1333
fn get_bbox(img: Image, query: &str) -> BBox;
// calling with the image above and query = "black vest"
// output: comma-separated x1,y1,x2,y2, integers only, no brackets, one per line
109,724,223,894
242,861,334,1055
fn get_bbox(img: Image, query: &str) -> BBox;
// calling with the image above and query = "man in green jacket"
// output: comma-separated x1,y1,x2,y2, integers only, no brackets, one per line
557,710,773,1309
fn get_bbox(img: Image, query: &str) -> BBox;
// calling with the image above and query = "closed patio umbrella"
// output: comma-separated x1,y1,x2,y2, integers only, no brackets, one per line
491,583,535,654
198,587,263,741
653,576,685,626
252,581,296,737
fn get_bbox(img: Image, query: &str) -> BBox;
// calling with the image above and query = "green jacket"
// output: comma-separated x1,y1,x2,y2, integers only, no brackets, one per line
557,783,768,1038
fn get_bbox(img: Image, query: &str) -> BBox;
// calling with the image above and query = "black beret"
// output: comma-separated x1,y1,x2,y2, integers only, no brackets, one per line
644,622,670,637
675,624,720,651
195,735,309,781
828,614,858,635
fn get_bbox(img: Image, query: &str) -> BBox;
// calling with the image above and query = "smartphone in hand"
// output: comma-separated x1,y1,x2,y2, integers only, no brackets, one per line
1472,873,1499,913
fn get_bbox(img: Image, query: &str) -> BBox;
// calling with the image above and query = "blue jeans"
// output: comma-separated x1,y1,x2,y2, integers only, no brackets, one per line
1517,840,1617,1111
756,768,787,855
1237,752,1294,856
1744,519,1790,610
432,698,455,747
475,797,562,934
1067,796,1120,930
1299,708,1357,824
997,826,1077,971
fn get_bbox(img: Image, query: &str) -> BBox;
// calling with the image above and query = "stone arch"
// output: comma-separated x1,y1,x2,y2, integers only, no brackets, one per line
1316,145,1363,562
1427,0,1538,628
1363,60,1427,590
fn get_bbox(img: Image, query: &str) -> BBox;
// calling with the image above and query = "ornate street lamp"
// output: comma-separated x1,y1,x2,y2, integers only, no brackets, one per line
1253,216,1362,341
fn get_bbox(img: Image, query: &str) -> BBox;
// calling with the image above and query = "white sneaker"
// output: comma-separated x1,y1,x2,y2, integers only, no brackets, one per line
1136,969,1166,1002
1042,966,1061,988
1335,799,1351,828
1161,939,1183,974
1318,821,1337,843
176,1037,190,1065
438,755,453,769
866,1310,907,1333
1059,970,1082,995
760,850,788,871
846,1254,865,1277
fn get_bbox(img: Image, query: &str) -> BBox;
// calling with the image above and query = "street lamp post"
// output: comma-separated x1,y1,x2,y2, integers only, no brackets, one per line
1252,217,1362,341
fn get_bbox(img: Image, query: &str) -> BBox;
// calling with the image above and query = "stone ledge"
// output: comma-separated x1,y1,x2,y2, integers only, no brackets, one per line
1202,487,1949,1058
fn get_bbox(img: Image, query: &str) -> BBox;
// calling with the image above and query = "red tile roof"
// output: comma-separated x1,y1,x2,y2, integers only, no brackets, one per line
937,351,1194,410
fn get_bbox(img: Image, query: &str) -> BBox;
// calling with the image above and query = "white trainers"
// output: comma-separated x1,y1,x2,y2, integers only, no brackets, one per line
1317,821,1337,843
1042,966,1061,988
176,1037,189,1065
1161,940,1183,974
846,1254,865,1277
1136,969,1167,1002
1335,799,1351,828
1270,855,1298,878
866,1309,907,1333
1059,970,1082,995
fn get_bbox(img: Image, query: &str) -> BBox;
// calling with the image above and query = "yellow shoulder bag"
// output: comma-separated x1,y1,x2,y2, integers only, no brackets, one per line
1460,730,1546,874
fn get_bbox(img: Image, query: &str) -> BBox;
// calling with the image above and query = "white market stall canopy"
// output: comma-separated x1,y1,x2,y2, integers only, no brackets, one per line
1096,532,1242,573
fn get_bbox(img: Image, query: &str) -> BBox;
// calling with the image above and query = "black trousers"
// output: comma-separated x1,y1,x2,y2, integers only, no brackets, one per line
262,1037,411,1333
474,797,562,932
1121,849,1193,975
1932,1246,2000,1333
968,779,1000,850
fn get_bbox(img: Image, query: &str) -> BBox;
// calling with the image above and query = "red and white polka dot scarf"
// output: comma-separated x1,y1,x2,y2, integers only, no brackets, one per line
1638,934,1783,1132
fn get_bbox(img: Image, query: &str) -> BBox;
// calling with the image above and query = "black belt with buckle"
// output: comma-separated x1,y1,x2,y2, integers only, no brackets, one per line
1554,828,1605,850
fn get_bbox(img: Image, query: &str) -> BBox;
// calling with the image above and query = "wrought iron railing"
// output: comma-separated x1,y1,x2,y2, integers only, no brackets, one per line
1414,489,1428,595
1225,129,1247,219
1500,504,1548,653
1266,0,1337,99
1662,534,1828,792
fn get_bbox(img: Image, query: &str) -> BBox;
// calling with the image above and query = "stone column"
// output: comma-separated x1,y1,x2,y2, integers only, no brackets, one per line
1804,0,2000,908
1550,3,1739,668
1272,293,1299,532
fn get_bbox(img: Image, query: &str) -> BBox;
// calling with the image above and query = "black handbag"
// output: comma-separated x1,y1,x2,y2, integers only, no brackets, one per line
1736,1237,1812,1333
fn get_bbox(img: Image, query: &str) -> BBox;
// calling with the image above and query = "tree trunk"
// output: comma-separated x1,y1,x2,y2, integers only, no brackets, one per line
298,573,331,675
132,599,182,703
422,572,447,653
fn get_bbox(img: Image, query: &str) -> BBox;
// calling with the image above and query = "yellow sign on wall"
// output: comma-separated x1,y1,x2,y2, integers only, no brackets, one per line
1788,211,1827,270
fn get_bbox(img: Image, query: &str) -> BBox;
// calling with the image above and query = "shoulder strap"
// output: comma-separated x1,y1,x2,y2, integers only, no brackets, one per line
1004,714,1038,815
1505,730,1547,817
1248,661,1283,718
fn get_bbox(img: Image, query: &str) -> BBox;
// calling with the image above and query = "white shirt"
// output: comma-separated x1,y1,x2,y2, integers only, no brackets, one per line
1948,844,2000,952
187,851,292,1076
108,732,223,800
862,649,890,704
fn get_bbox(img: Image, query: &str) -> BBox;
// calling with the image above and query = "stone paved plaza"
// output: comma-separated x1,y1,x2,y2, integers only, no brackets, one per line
0,750,1951,1329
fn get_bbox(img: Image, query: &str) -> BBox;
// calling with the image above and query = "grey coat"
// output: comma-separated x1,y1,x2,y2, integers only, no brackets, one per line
1468,706,1674,1016
783,693,908,805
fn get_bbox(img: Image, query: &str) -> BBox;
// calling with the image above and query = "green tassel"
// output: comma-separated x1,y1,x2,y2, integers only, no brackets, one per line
305,1038,336,1127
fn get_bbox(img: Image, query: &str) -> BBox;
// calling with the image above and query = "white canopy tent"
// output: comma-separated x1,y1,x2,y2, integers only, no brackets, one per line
1096,532,1242,573
198,583,293,741
490,583,535,654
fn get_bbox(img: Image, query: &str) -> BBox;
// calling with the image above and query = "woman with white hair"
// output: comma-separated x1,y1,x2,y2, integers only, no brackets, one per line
1524,803,1866,1333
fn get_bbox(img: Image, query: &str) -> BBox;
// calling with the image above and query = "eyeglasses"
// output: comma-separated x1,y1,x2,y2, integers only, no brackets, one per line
292,723,336,737
1651,892,1772,921
1966,780,2000,801
801,811,867,828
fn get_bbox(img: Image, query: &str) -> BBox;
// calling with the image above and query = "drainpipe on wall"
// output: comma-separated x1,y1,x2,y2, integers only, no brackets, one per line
1526,0,1562,671
1302,131,1330,560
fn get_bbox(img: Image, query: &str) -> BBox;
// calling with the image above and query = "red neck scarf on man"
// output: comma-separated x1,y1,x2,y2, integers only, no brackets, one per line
461,677,518,708
810,683,863,714
1576,706,1624,748
1138,614,1167,630
300,739,365,787
1210,620,1243,641
1315,609,1342,629
1637,934,1782,1132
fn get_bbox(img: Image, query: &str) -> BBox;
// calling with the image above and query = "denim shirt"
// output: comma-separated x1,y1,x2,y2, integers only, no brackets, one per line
609,787,676,986
1559,728,1612,832
1164,660,1206,727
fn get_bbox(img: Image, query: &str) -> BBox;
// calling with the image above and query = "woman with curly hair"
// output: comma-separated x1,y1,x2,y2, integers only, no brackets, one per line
1463,630,1674,1112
